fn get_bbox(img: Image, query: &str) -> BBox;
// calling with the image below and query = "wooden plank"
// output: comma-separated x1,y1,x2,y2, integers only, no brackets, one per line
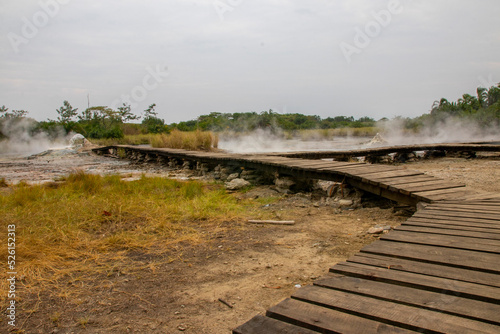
406,217,500,230
350,167,407,176
283,160,365,169
331,261,500,303
376,175,441,186
366,170,426,183
413,189,471,202
420,190,471,202
292,285,500,334
396,225,500,240
442,200,500,206
317,165,401,174
347,253,500,288
366,175,437,189
392,181,465,194
412,213,500,225
360,240,500,273
462,193,500,201
266,298,417,334
232,315,319,334
313,274,500,325
417,209,500,221
424,205,500,215
380,230,500,253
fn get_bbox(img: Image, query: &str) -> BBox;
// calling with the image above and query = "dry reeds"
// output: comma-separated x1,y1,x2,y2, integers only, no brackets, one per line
150,129,218,151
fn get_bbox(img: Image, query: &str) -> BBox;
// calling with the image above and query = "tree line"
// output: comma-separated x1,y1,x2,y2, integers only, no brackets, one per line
401,83,500,131
0,102,166,140
1,82,499,140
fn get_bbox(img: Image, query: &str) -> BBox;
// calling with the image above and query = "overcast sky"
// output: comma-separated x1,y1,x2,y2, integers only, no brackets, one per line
1,0,499,123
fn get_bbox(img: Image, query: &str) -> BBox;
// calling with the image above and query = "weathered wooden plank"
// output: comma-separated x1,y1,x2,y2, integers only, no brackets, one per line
232,315,319,334
266,298,418,333
405,215,500,232
292,285,500,334
411,213,500,225
412,187,470,201
360,240,500,273
462,193,500,201
424,204,500,214
380,230,500,253
317,165,401,175
416,209,500,221
397,180,464,189
441,200,500,206
313,274,500,325
283,160,365,169
364,170,425,181
376,175,441,186
349,167,406,176
396,225,500,240
331,262,500,303
347,253,500,288
392,182,465,195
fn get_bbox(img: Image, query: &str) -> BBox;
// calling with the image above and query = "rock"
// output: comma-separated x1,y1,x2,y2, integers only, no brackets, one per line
367,227,385,234
275,177,295,189
225,178,250,190
338,199,353,207
240,170,254,177
226,173,240,182
367,225,392,234
274,177,296,194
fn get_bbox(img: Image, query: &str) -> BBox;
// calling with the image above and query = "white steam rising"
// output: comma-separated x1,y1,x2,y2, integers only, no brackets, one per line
378,116,500,145
218,129,368,153
0,118,71,156
219,116,500,153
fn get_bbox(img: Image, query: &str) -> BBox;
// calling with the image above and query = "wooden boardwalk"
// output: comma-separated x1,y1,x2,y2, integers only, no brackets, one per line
234,199,500,333
269,142,500,160
92,145,500,333
93,145,480,205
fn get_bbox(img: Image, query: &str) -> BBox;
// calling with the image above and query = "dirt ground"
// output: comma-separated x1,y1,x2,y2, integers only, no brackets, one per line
1,150,499,333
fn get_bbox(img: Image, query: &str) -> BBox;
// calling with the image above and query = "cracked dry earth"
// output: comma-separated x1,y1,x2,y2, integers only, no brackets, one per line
1,150,498,333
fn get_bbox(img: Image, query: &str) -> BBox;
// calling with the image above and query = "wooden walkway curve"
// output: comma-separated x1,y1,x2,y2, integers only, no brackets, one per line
91,145,500,333
234,198,500,334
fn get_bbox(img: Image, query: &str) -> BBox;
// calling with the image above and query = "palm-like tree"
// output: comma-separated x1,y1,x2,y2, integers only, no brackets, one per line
477,87,488,108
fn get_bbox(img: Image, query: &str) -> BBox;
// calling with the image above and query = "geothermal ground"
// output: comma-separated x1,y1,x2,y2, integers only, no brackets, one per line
0,147,499,333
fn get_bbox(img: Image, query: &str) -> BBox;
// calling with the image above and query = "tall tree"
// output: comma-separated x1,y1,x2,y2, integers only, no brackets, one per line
56,100,78,124
117,103,140,122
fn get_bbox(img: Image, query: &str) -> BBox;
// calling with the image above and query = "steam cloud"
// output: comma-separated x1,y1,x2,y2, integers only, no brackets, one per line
377,116,500,145
219,116,500,153
0,118,71,156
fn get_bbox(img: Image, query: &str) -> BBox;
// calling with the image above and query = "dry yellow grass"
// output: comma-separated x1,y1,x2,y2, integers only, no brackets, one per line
0,171,274,307
150,129,219,151
92,134,151,146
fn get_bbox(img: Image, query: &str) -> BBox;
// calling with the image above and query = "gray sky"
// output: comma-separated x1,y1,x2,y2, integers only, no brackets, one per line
1,0,499,123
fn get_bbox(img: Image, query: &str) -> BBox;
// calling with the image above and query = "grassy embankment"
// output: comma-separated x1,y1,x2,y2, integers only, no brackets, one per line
0,172,276,308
